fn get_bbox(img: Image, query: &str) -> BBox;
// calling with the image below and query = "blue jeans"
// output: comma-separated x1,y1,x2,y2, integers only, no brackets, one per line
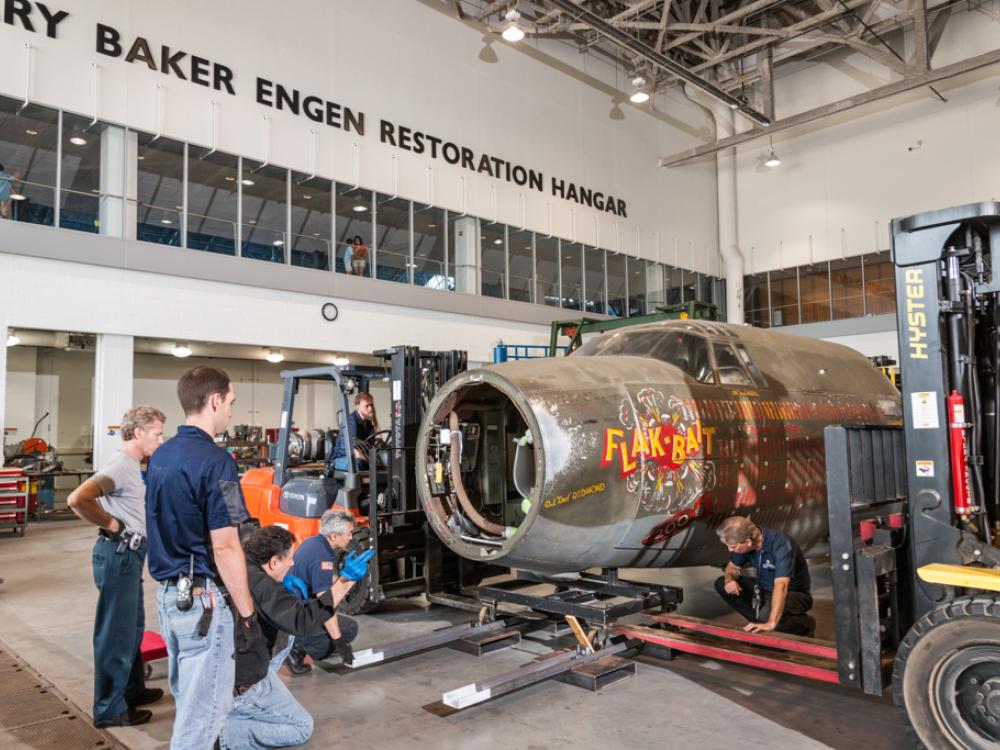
220,639,313,750
332,456,367,472
92,537,147,723
156,579,235,750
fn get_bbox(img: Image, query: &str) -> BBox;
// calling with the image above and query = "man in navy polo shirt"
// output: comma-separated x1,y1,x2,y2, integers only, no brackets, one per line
329,392,379,472
145,366,266,749
714,516,815,636
283,508,361,674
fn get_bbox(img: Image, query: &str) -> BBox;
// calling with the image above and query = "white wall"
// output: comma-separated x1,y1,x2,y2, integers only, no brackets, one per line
734,4,1000,272
0,0,719,268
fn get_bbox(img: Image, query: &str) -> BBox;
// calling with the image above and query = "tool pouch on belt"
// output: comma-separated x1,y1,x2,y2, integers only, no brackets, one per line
233,609,270,691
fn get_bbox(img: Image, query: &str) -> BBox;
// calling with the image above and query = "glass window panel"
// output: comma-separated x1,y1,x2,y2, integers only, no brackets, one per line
666,266,684,305
480,222,506,299
374,194,410,284
769,268,799,327
535,235,560,308
578,330,713,383
135,132,183,246
799,262,831,323
561,242,583,310
240,162,287,264
414,204,447,289
186,148,239,255
446,212,479,293
584,246,606,314
744,273,769,327
864,252,895,315
830,257,864,320
646,262,666,310
606,253,627,317
627,256,647,316
290,174,331,271
714,278,727,320
61,115,124,235
0,98,58,226
714,343,753,385
683,269,698,303
508,228,533,303
335,185,372,276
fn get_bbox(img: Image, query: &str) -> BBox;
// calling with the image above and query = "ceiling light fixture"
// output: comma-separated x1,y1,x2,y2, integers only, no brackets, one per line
172,343,192,358
302,194,312,200
266,349,284,364
764,137,782,168
501,8,525,42
24,128,37,136
160,218,173,224
272,239,284,246
332,356,350,367
351,204,368,213
10,192,26,201
629,77,650,104
6,331,20,347
241,178,255,186
493,238,503,245
137,155,145,160
69,135,87,146
225,176,235,182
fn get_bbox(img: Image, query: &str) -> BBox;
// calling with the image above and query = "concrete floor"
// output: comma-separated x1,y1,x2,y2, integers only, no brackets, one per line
0,520,907,749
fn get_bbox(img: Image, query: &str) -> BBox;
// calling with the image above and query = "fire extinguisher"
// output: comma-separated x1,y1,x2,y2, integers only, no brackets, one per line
947,390,976,516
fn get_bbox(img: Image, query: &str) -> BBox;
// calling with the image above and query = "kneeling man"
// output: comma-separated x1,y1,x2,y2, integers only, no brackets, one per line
219,525,371,750
714,516,815,636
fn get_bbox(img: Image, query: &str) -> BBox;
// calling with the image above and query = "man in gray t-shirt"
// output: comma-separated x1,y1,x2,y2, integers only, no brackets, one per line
68,406,165,729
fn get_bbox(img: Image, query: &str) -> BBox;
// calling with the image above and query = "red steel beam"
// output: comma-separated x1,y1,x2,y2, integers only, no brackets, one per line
618,626,841,685
653,614,838,660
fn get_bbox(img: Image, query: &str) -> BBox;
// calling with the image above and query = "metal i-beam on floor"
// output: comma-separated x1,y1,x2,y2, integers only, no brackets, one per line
348,619,518,668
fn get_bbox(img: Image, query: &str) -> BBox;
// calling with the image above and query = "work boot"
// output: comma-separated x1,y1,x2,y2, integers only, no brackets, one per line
94,706,152,728
284,645,311,675
126,687,164,707
804,615,817,638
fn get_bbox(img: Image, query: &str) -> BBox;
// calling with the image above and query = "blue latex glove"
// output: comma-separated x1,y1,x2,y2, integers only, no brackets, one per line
282,574,309,600
340,549,375,582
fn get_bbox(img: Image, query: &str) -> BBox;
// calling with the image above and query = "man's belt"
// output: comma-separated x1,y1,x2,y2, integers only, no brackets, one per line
98,527,146,549
162,575,212,588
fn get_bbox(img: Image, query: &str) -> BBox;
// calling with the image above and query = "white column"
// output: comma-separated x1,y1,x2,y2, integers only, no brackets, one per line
453,215,480,294
92,334,133,469
683,84,743,324
123,129,138,241
0,318,8,448
99,126,126,238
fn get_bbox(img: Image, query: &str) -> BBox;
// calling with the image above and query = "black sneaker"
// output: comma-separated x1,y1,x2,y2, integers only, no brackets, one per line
284,646,311,676
94,706,152,728
126,687,164,707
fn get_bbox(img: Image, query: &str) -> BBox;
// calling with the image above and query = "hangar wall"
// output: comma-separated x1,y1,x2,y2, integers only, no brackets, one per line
733,4,1000,273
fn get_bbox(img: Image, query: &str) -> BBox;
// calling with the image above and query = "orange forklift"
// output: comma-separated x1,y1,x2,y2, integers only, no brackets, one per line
241,346,491,613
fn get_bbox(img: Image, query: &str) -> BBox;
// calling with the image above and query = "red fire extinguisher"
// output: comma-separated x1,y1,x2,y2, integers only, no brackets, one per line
947,390,976,516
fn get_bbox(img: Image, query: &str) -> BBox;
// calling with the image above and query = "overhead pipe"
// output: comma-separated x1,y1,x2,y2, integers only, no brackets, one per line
18,43,31,113
151,84,164,143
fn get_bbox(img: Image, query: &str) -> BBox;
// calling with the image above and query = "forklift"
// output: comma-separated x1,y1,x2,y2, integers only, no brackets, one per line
241,346,491,614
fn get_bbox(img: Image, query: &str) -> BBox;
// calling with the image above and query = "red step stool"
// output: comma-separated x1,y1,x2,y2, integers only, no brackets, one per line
141,631,168,663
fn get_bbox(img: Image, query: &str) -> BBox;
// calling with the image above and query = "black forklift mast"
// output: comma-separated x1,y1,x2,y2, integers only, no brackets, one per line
890,202,1000,621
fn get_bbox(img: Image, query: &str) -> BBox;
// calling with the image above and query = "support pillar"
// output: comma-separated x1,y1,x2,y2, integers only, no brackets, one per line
646,262,666,311
92,334,133,470
0,318,8,451
99,126,126,238
452,216,480,294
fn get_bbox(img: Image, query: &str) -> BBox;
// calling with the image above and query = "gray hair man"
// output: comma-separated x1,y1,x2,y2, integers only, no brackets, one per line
714,516,815,637
285,509,363,674
68,405,166,728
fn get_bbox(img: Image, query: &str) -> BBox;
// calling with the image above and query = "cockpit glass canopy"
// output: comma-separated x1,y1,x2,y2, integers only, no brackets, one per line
574,329,715,383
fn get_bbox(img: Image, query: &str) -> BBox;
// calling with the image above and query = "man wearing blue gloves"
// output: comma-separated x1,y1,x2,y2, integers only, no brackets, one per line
219,525,372,750
285,509,367,674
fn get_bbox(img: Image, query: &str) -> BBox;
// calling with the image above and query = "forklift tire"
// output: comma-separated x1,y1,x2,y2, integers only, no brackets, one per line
893,594,1000,749
334,529,378,616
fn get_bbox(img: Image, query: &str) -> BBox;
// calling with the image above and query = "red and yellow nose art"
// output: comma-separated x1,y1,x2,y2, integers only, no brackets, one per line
601,420,704,479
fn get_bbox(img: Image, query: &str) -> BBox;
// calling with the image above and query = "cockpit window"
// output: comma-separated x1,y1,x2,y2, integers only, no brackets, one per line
713,343,753,386
573,330,715,383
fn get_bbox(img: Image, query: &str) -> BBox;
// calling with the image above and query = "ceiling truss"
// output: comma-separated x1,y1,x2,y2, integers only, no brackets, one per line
455,0,991,165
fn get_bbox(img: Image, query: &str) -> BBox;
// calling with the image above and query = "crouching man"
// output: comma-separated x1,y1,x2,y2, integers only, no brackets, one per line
714,516,815,637
219,526,373,750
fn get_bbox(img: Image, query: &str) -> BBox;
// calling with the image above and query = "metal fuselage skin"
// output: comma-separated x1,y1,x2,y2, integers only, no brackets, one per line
417,321,902,573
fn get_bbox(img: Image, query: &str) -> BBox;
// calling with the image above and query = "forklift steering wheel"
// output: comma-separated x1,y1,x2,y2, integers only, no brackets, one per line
368,430,393,448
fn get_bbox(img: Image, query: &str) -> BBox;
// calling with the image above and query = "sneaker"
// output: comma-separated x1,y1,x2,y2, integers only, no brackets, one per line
94,706,152,728
126,687,164,707
284,646,311,676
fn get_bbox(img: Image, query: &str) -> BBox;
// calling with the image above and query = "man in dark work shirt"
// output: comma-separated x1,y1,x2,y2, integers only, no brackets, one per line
714,516,815,636
329,392,379,472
